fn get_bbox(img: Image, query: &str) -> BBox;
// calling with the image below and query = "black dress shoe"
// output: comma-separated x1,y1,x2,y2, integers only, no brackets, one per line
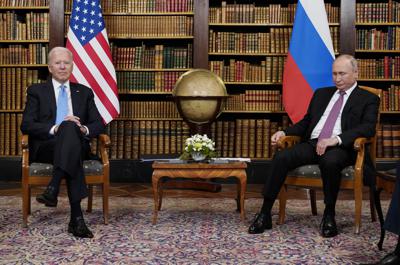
248,212,272,234
36,186,58,207
320,214,338,238
376,252,400,265
68,216,94,238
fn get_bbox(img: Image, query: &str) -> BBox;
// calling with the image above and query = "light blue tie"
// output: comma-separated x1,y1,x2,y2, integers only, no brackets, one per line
55,85,68,125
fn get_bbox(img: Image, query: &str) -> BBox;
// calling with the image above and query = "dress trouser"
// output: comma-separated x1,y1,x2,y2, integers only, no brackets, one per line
384,162,400,235
34,121,89,203
262,140,355,207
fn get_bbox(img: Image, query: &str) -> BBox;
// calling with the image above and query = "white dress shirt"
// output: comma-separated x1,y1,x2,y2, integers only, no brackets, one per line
310,82,358,144
49,79,89,135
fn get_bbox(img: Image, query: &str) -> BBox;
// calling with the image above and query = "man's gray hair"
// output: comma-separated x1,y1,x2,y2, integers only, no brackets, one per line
48,47,73,63
335,54,358,72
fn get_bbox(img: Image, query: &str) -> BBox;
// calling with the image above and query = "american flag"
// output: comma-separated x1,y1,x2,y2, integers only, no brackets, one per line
66,0,119,124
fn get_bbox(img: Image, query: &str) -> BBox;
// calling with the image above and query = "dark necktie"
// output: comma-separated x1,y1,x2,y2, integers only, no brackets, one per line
318,90,346,140
56,84,68,125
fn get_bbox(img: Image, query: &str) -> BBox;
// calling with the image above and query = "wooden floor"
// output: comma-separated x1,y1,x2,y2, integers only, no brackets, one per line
0,181,391,200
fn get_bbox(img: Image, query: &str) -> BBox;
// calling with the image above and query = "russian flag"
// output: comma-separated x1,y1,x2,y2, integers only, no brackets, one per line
283,0,335,123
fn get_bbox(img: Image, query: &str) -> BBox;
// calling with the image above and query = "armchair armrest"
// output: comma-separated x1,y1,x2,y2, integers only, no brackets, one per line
97,134,110,167
22,135,29,149
277,136,301,150
353,136,374,187
21,135,29,178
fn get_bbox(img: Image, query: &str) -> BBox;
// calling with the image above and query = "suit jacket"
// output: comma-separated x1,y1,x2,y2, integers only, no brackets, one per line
384,162,400,235
284,86,380,186
20,80,104,162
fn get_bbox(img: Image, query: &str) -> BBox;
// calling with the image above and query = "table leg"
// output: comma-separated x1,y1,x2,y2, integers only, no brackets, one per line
238,172,247,221
152,173,161,224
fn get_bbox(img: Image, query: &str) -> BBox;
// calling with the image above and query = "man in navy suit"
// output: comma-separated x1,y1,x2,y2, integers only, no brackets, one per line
21,47,104,238
377,163,400,264
248,54,380,237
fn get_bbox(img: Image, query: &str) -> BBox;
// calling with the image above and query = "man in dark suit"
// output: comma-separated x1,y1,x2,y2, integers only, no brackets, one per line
376,163,400,264
248,54,380,237
21,47,104,238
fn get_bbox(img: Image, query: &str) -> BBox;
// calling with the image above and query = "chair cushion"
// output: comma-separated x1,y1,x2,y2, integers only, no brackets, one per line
287,165,354,180
29,160,103,176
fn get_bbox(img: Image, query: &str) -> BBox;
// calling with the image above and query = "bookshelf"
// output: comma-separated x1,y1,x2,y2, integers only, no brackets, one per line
355,0,400,160
0,0,50,157
207,0,340,159
0,0,399,181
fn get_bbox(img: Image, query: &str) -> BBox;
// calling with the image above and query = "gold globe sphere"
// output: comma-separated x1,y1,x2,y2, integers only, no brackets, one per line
173,69,228,125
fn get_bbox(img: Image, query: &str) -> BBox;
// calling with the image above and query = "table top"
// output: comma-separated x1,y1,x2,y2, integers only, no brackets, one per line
152,161,247,169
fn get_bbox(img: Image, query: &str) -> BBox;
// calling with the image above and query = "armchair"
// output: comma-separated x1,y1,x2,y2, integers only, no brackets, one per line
21,134,111,227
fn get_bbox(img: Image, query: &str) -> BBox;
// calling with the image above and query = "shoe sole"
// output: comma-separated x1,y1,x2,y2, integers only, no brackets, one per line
36,197,57,207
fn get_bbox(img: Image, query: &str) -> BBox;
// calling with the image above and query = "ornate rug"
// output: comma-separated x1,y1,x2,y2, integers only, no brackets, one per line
0,196,396,264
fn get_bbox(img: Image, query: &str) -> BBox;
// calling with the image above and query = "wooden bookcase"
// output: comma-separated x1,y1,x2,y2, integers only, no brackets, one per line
354,0,400,161
0,0,50,157
0,0,398,181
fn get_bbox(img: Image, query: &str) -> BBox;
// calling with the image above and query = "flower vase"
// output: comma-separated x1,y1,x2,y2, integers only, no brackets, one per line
191,151,206,161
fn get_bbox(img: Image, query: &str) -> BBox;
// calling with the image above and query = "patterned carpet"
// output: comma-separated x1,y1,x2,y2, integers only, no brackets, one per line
0,196,396,265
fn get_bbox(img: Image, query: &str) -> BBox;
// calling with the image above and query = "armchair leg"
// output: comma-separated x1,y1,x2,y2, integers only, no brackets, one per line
103,182,109,225
28,187,31,215
87,185,93,213
22,183,29,228
369,188,377,222
278,185,288,225
354,184,363,234
309,189,318,216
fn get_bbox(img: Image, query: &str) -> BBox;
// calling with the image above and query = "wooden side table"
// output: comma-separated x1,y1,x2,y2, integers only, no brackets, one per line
151,161,247,224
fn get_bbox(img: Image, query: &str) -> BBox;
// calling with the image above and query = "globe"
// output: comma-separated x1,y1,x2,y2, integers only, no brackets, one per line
173,69,228,132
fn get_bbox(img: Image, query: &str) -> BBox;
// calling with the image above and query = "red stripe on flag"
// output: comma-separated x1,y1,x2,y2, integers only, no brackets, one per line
85,41,118,98
67,44,119,118
96,33,113,62
283,53,314,123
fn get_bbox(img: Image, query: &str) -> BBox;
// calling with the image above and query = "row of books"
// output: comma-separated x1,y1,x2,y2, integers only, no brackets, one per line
0,12,49,40
377,124,400,158
225,90,282,112
0,68,44,110
110,44,192,69
0,113,397,159
65,0,194,13
209,57,285,83
117,71,184,93
209,27,339,55
209,2,339,24
0,0,48,6
106,120,190,159
0,44,48,64
66,16,193,38
209,29,291,54
357,57,400,79
381,85,400,111
104,117,290,160
0,113,22,156
356,27,400,50
356,1,400,23
119,101,180,119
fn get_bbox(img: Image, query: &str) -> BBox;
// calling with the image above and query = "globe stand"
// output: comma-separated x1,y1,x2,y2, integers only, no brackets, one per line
170,69,229,193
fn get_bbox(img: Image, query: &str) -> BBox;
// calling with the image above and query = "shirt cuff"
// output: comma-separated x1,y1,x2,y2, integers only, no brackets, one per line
336,136,342,145
83,125,89,136
49,125,57,135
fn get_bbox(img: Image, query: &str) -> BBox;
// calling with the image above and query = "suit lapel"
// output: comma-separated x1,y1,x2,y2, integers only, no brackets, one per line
46,81,57,117
341,86,360,129
70,83,81,117
310,87,336,129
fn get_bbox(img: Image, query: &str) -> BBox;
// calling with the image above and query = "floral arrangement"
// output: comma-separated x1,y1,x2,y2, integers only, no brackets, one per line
180,134,217,160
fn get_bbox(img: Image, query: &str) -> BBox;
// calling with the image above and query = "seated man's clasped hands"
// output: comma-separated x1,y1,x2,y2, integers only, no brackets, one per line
248,54,380,238
21,47,105,238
